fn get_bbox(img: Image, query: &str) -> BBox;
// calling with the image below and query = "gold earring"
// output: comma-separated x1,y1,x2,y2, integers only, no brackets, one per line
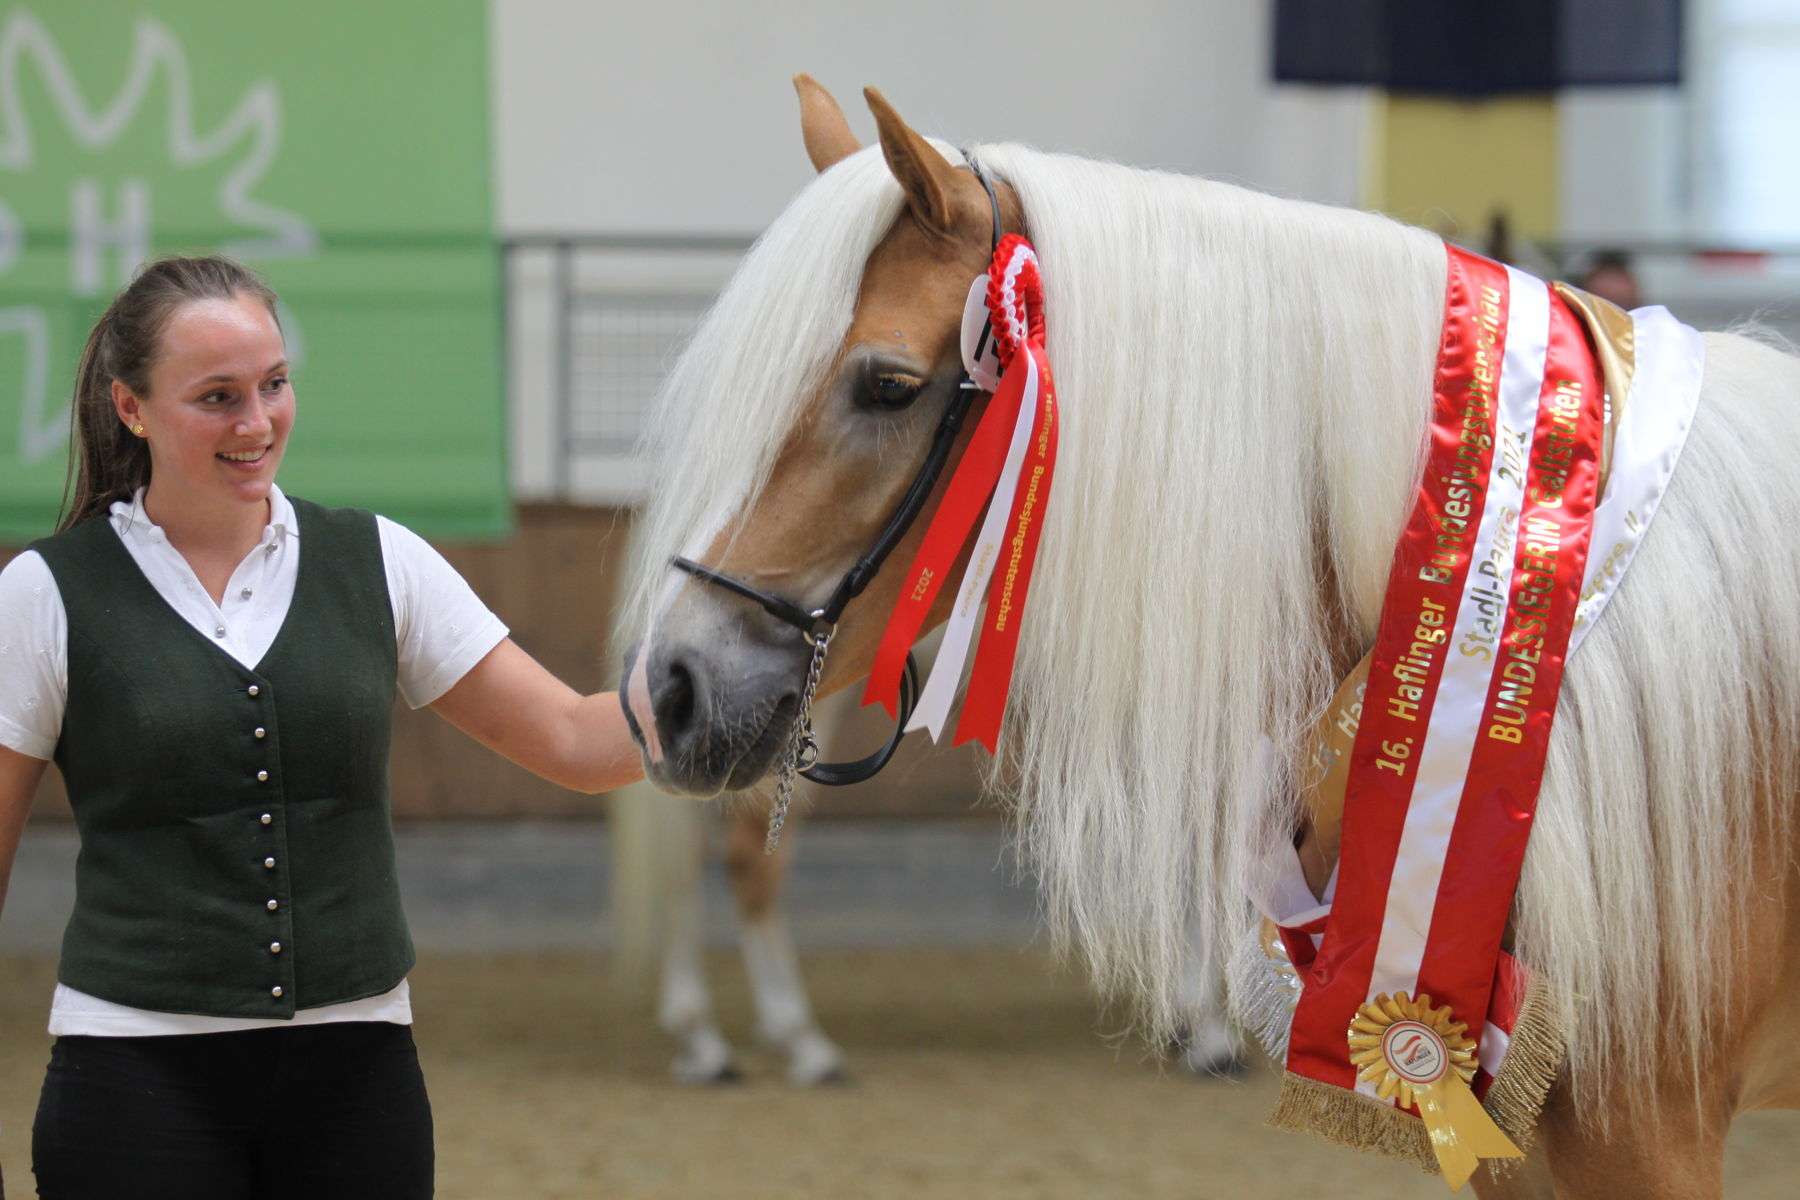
131,423,145,436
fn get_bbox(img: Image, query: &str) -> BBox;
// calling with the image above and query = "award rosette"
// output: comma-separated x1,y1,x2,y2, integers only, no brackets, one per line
1350,993,1522,1189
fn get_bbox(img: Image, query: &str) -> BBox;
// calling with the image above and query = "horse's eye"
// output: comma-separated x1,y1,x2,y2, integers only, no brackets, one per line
869,373,924,411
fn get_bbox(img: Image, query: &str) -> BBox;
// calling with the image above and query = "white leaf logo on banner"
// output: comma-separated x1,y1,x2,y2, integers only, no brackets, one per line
0,9,318,465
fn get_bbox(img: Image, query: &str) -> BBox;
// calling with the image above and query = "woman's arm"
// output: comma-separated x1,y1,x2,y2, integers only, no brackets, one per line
428,638,644,794
0,744,48,924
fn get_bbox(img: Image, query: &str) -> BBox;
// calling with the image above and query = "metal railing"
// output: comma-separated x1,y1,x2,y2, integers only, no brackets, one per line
505,233,754,500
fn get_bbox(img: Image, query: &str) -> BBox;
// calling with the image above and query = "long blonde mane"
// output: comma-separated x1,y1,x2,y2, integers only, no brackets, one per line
628,140,1800,1107
966,142,1441,1028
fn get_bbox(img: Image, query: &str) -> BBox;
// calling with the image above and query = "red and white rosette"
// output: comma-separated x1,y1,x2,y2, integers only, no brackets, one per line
863,234,1059,753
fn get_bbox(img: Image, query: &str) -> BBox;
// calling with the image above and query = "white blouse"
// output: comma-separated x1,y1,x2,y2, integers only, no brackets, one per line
0,485,509,1036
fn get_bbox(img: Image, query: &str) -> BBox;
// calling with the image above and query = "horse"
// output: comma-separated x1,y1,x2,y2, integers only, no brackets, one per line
617,76,1800,1197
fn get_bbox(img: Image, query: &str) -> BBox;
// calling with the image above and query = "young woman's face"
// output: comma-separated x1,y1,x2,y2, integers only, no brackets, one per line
125,293,293,510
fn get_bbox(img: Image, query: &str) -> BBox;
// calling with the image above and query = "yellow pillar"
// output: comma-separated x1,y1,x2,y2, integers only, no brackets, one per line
1363,94,1558,246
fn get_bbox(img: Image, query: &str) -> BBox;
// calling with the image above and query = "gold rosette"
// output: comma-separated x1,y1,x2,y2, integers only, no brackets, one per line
1349,992,1524,1191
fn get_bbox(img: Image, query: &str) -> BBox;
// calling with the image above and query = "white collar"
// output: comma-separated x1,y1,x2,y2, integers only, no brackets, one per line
109,484,299,548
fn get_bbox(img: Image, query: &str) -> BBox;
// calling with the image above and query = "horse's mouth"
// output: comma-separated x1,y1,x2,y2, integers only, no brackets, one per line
725,693,798,789
639,691,799,798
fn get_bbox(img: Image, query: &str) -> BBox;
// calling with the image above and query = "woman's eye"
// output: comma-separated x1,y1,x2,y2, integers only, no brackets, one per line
869,374,923,410
265,377,288,392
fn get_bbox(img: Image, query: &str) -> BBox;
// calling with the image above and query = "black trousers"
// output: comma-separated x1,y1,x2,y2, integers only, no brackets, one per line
31,1021,433,1200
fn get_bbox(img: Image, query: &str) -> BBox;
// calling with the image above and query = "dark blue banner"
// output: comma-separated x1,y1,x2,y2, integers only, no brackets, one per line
1273,0,1683,96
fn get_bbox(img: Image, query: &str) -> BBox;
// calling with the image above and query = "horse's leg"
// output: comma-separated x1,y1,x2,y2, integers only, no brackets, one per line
1170,916,1245,1076
610,782,740,1082
724,800,846,1085
656,807,740,1083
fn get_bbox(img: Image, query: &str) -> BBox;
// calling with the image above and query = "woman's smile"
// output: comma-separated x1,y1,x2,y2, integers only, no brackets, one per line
217,444,273,467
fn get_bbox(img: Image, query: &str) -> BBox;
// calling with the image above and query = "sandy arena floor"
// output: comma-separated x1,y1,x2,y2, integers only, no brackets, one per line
2,949,1796,1199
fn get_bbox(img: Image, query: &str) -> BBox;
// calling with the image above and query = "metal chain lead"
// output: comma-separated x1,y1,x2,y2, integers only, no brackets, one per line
765,626,832,854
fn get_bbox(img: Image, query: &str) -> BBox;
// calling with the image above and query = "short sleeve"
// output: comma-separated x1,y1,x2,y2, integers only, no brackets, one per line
0,551,68,760
377,517,510,709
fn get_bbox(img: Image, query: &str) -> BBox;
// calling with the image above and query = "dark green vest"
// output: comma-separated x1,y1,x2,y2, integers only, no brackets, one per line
32,499,414,1019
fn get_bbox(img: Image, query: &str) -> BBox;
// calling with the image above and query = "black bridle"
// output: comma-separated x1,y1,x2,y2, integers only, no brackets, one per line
670,161,1004,788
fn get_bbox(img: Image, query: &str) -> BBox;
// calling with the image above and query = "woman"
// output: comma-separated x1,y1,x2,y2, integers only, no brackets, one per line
0,256,645,1198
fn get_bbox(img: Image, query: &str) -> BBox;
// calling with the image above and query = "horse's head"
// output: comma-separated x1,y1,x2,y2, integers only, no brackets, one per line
621,78,1020,796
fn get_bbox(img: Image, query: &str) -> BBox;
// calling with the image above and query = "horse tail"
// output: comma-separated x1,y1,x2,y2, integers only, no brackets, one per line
609,781,703,986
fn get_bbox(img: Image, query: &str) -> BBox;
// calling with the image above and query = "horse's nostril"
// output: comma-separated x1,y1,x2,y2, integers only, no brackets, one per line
656,657,698,743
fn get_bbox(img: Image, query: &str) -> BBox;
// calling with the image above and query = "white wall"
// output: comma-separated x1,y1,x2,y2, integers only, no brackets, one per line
1559,91,1689,245
491,0,1366,235
489,0,1370,500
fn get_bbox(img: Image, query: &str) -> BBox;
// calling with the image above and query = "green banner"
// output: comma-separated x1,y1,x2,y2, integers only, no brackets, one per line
0,2,507,540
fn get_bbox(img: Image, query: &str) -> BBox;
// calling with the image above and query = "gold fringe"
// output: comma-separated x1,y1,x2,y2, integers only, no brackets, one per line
1267,974,1570,1177
1269,1071,1438,1171
1479,974,1569,1153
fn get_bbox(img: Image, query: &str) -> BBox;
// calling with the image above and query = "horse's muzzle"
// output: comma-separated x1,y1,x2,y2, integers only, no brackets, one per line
620,632,807,797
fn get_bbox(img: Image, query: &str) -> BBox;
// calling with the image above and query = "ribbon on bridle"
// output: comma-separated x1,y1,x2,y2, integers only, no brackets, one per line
863,234,1059,752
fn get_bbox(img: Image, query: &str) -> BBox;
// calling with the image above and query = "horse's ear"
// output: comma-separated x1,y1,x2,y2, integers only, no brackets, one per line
794,74,861,174
864,86,959,237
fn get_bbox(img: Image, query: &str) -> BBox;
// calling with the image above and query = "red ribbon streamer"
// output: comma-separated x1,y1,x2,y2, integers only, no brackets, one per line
865,234,1059,748
955,344,1058,751
863,363,1028,716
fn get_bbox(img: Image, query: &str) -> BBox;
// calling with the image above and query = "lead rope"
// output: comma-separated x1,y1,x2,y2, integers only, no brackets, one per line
765,625,832,853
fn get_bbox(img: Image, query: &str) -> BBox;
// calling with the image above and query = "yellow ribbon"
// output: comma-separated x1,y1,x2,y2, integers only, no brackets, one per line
1349,992,1524,1191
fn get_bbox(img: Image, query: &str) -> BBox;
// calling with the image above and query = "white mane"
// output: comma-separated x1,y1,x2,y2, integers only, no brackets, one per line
629,139,1800,1109
968,143,1442,1032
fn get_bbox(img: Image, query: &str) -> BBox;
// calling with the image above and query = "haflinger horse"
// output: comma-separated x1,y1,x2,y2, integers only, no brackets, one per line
619,76,1800,1196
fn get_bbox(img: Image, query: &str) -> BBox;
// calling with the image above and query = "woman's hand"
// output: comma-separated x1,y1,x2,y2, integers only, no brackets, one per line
428,639,644,794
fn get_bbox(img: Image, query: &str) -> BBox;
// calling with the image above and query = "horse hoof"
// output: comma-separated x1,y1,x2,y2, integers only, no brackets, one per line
783,1033,849,1087
668,1023,740,1085
672,1057,745,1085
1170,1021,1249,1079
1183,1048,1251,1079
669,1035,742,1085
